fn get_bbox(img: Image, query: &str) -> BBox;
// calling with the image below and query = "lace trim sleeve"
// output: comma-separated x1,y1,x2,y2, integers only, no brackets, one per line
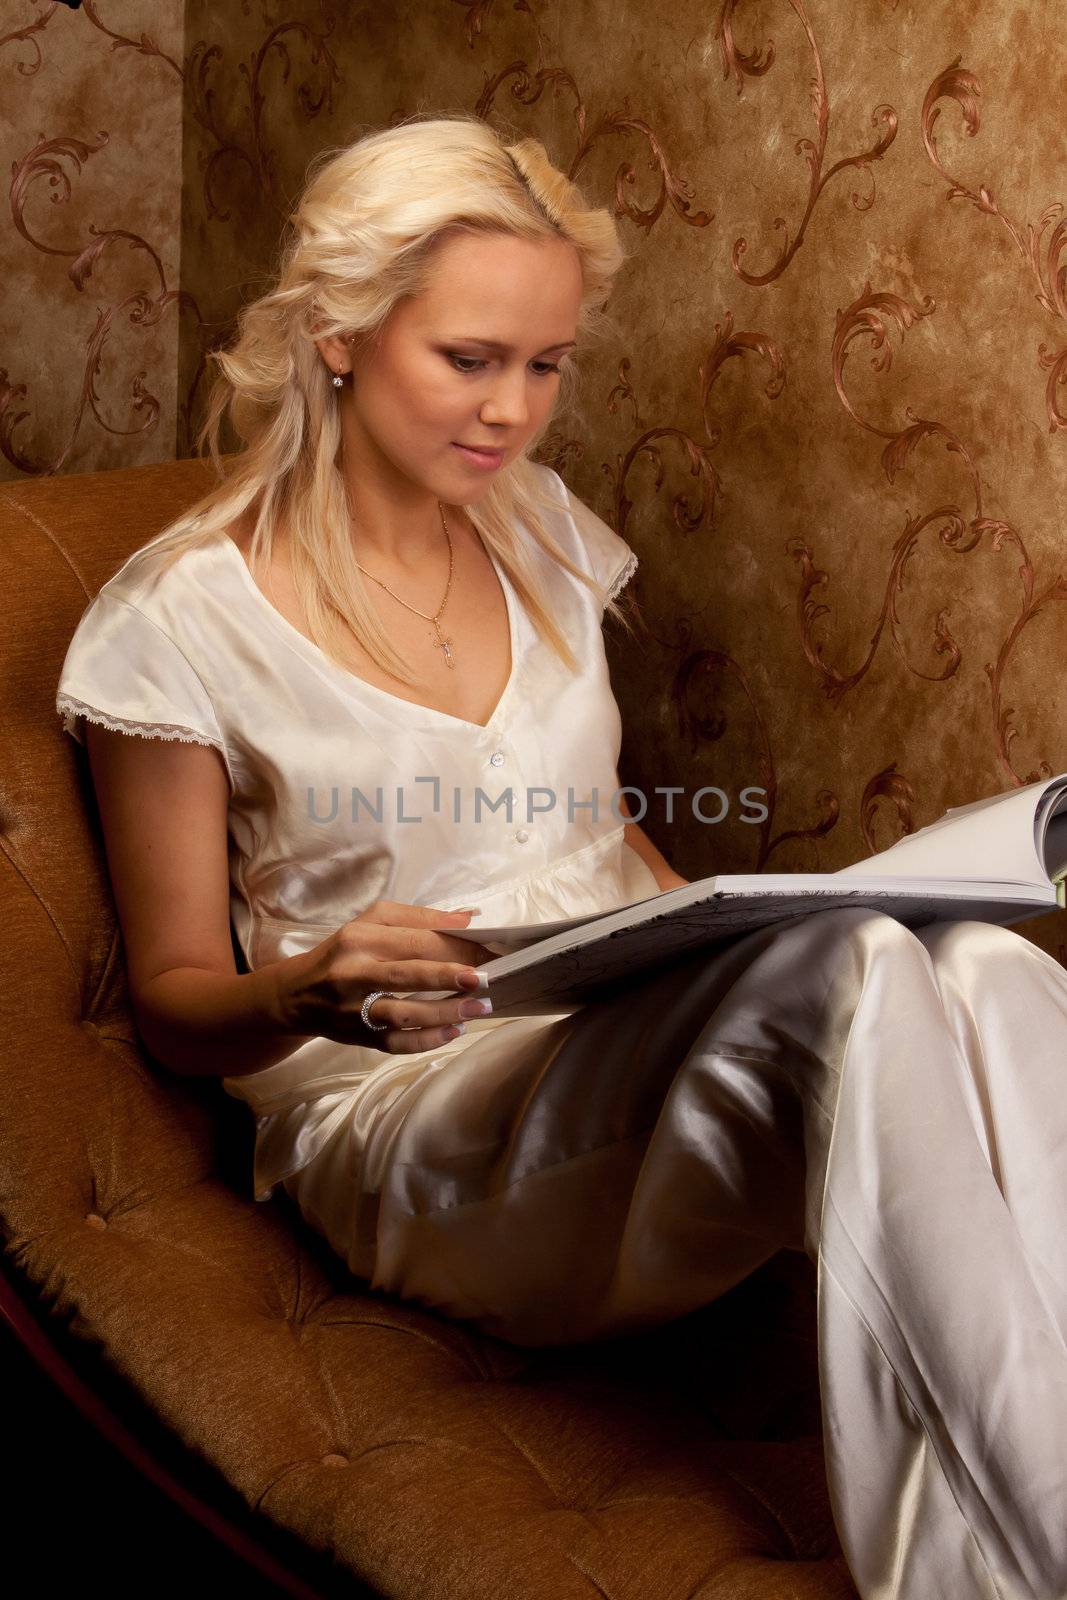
605,549,639,603
57,694,226,755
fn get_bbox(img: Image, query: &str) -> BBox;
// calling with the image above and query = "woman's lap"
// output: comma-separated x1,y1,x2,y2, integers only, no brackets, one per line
283,908,1067,1592
286,907,937,1335
284,908,1067,1333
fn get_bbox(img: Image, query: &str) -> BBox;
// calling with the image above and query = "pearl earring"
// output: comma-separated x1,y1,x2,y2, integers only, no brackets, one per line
332,370,344,388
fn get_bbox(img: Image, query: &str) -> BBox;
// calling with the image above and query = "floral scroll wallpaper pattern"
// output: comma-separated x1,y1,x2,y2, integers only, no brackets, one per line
0,1,187,474
4,0,1067,960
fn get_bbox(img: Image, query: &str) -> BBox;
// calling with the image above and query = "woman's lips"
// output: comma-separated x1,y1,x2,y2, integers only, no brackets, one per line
453,443,505,470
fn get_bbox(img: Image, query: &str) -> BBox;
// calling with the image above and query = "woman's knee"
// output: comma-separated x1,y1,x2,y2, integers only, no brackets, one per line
916,916,1066,980
783,904,930,964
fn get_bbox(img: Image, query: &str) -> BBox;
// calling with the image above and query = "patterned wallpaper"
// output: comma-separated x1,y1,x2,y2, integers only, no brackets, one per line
5,0,1067,957
0,1,188,472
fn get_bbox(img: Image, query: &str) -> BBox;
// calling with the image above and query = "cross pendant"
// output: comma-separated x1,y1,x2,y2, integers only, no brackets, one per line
433,630,456,668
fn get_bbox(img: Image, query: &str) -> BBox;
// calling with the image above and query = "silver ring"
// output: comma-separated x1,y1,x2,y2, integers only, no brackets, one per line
360,989,396,1031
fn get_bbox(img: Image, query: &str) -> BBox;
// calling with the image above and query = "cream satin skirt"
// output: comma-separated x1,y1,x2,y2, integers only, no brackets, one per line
281,907,1067,1600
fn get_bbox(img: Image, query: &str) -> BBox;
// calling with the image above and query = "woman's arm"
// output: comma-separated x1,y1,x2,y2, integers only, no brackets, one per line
85,723,316,1077
83,725,497,1075
616,791,689,891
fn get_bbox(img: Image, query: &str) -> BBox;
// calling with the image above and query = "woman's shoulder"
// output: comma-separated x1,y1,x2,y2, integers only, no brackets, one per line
93,512,239,622
525,460,637,600
61,514,255,711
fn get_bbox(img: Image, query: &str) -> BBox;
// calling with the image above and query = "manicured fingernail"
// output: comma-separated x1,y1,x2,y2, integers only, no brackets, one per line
459,998,492,1018
443,1023,465,1040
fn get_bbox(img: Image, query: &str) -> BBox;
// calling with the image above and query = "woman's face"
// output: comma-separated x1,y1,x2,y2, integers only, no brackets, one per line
319,230,584,499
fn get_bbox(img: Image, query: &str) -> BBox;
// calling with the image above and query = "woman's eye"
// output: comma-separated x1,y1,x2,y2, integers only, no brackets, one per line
446,354,563,375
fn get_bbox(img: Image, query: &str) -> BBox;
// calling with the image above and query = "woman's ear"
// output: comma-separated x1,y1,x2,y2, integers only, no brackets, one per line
313,333,351,379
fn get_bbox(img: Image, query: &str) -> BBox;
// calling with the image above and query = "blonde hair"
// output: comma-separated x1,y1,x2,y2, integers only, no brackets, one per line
143,111,635,683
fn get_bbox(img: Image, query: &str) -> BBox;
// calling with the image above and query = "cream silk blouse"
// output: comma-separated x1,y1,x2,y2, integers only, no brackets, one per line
56,463,660,1198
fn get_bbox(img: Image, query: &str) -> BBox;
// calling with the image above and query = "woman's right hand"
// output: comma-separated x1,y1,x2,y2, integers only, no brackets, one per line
271,899,497,1053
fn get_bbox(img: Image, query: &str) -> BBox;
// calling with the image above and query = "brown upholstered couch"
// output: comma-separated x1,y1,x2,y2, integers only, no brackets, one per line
0,457,859,1599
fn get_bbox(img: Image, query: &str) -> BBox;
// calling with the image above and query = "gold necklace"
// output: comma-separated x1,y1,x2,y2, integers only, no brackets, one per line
354,501,457,668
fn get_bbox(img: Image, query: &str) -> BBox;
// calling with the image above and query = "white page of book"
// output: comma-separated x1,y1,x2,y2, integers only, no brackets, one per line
451,775,1067,951
1037,801,1067,880
833,776,1060,885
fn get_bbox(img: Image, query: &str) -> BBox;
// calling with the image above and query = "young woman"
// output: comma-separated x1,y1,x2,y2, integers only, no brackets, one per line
56,114,1067,1600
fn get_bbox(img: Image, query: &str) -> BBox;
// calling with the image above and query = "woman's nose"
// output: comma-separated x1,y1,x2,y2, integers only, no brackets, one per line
480,372,533,428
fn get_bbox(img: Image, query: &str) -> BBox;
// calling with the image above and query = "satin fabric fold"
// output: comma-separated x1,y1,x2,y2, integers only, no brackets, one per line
284,907,1067,1600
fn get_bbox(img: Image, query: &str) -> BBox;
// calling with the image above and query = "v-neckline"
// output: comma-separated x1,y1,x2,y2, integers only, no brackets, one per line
217,529,520,733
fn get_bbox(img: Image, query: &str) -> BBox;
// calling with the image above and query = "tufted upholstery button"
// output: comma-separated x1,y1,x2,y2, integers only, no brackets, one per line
515,828,529,843
85,1212,107,1229
321,1452,349,1468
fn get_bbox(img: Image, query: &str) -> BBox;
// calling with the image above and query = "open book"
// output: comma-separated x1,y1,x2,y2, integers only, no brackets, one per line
437,772,1067,1010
